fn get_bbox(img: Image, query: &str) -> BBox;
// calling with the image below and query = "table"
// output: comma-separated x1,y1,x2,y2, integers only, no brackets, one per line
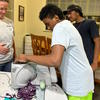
0,71,37,100
0,64,68,100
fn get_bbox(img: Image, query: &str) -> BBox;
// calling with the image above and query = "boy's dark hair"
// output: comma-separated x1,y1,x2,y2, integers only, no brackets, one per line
39,4,64,21
63,4,83,17
0,0,9,3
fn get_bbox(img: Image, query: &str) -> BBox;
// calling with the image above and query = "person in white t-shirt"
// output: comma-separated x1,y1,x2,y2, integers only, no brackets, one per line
16,4,94,100
0,0,15,72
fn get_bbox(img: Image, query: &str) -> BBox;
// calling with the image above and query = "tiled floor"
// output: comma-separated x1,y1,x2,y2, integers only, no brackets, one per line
93,83,100,100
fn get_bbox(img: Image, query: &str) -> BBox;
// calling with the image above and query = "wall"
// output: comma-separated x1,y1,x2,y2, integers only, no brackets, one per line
26,0,52,38
14,0,27,56
14,0,52,56
14,0,51,55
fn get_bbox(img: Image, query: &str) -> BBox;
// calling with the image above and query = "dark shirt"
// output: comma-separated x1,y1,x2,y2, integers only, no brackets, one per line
74,19,99,64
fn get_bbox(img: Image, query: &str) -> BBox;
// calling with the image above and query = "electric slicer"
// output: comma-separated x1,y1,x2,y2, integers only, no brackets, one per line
11,62,68,100
11,62,37,89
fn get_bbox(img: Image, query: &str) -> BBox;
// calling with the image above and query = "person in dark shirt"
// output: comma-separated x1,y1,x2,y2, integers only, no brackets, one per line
63,4,100,71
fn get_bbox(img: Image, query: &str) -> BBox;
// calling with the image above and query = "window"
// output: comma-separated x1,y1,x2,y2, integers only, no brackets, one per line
46,0,100,16
6,0,14,21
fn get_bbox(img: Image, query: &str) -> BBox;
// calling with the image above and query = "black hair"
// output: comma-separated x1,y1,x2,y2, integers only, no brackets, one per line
63,4,83,17
0,0,9,3
39,4,64,21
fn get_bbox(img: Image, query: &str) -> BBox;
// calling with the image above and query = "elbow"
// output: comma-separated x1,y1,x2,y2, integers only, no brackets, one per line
51,58,61,68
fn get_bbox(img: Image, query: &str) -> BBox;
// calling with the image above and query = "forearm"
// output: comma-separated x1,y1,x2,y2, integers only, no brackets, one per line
26,54,60,68
93,37,100,64
17,45,64,68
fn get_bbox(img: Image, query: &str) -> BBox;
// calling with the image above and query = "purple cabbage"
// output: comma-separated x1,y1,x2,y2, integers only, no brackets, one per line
17,81,36,100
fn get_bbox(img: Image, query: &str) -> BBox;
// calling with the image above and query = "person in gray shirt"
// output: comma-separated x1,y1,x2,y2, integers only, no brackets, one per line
0,0,15,72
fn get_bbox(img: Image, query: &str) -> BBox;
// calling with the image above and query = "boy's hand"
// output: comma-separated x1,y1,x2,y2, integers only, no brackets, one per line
15,54,27,63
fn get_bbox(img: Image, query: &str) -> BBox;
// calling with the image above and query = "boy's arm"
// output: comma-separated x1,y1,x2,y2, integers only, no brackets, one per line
16,45,65,68
91,37,100,70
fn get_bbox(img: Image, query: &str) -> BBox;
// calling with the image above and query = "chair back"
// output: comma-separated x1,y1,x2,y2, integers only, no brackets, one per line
47,37,51,54
31,34,47,55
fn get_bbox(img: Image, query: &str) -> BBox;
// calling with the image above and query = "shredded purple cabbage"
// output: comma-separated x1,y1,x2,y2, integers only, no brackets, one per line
17,81,36,100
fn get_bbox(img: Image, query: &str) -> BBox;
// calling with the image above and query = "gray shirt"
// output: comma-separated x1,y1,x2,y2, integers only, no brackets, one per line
0,17,14,64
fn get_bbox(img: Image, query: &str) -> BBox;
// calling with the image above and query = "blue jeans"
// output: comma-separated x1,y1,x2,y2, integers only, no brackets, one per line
0,60,13,72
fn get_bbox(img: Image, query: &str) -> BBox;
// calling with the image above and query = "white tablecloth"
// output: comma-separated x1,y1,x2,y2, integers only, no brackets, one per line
0,72,36,100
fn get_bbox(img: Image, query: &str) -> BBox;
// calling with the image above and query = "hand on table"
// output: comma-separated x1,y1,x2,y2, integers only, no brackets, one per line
15,54,27,63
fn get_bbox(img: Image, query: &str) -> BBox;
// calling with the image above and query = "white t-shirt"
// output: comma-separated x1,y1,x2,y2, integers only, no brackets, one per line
51,20,94,96
0,17,14,64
